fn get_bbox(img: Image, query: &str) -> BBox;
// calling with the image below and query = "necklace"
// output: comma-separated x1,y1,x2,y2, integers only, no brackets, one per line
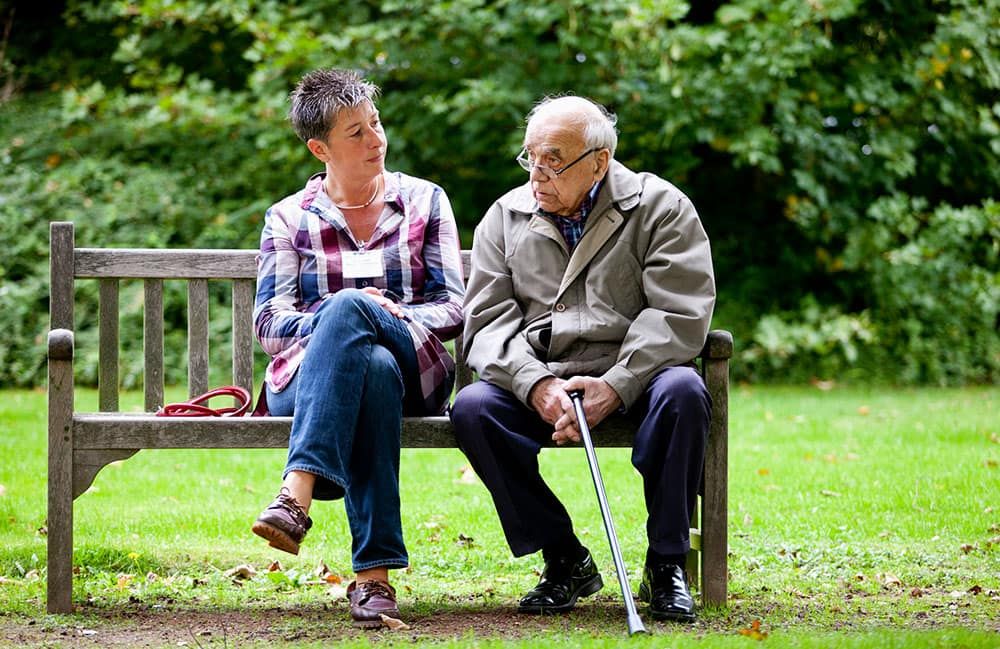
331,176,382,210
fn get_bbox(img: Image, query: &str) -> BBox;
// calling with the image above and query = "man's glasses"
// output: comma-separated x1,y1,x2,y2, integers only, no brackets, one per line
516,148,599,179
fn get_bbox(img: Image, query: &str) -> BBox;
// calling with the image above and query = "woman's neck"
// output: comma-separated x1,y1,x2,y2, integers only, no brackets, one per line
325,173,382,210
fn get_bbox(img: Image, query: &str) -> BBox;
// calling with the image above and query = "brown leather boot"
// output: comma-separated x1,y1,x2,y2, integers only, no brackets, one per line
347,579,401,628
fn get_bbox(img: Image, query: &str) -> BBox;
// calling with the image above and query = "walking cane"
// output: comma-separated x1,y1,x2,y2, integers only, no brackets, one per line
568,390,647,635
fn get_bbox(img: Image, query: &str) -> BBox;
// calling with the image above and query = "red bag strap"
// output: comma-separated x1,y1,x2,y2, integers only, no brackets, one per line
155,386,252,417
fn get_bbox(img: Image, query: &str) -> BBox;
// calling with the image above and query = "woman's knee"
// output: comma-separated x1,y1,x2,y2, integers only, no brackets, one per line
313,290,372,333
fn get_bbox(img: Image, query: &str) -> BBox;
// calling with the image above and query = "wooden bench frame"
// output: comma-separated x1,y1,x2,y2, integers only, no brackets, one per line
47,220,732,613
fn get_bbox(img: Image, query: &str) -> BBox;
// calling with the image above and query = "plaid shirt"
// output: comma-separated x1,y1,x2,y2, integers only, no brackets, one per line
254,170,465,414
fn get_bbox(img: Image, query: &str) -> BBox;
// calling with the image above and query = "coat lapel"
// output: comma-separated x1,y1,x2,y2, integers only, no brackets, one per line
556,207,624,298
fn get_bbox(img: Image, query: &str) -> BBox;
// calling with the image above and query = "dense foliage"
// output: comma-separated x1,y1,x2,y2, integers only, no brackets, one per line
1,0,997,388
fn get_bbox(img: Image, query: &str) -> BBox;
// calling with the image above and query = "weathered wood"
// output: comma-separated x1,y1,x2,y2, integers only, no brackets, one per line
232,279,255,395
701,354,730,606
47,329,75,614
50,223,75,331
72,414,640,450
705,330,734,360
73,449,138,499
99,279,120,412
75,249,258,279
143,280,165,411
187,279,210,397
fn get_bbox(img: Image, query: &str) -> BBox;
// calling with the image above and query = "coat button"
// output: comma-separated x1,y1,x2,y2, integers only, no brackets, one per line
555,303,566,312
361,281,369,287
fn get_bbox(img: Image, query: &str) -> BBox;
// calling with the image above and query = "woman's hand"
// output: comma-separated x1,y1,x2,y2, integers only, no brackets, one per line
360,287,406,319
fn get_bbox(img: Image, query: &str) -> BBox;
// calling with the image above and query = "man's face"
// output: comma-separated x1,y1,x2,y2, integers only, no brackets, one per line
522,115,605,217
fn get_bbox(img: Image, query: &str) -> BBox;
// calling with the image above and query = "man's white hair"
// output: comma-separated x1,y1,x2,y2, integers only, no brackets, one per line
526,95,618,156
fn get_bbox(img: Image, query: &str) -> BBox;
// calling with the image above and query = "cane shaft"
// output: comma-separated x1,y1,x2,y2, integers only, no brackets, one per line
571,394,646,635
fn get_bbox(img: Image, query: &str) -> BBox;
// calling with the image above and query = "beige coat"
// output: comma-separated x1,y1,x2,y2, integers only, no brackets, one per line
463,160,716,409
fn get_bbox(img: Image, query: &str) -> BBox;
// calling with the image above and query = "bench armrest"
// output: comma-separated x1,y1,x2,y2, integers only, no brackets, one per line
701,329,733,360
48,328,75,361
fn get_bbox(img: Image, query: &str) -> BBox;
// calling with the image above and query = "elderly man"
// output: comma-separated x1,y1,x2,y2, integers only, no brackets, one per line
450,96,715,622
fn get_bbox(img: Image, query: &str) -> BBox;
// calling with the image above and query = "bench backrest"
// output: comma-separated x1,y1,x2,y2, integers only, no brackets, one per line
50,221,472,412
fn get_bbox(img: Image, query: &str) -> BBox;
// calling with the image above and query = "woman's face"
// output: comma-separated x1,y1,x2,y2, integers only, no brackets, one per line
309,101,387,181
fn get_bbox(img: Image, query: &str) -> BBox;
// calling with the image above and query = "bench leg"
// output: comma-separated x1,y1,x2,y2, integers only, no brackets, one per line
47,337,75,614
701,357,729,606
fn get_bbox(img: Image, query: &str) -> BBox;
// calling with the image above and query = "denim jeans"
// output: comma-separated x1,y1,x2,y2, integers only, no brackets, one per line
266,290,421,571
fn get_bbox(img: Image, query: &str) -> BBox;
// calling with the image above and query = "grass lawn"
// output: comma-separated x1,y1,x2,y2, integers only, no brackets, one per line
0,384,997,647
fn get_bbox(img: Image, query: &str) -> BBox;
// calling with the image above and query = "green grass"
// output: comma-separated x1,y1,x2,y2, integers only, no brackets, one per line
0,385,998,647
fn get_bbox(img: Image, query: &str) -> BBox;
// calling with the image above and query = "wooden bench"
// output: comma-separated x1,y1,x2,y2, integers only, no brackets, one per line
47,220,732,613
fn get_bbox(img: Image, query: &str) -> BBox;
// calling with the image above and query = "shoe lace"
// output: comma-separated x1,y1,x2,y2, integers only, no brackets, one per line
273,487,307,521
357,580,395,603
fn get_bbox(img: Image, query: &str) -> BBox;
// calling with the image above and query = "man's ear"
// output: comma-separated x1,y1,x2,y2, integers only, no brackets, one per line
595,148,611,178
306,138,329,162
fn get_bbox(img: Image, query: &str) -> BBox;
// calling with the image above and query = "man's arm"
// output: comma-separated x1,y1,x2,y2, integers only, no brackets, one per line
600,192,716,410
463,203,555,404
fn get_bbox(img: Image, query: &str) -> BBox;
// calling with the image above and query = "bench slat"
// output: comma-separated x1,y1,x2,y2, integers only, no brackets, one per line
232,279,255,395
143,279,164,411
98,279,120,411
75,249,258,279
72,414,639,449
188,279,210,397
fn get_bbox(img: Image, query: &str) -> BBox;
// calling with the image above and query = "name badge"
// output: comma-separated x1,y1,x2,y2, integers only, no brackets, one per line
342,249,384,279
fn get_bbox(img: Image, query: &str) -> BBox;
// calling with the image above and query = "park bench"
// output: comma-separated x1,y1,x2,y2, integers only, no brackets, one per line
46,220,733,614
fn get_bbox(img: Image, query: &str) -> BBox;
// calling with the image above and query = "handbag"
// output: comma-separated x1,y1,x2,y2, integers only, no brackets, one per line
155,386,252,417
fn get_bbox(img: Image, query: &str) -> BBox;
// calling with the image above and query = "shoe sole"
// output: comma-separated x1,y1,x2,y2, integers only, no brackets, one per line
517,574,604,614
352,618,385,629
638,582,696,623
251,520,301,555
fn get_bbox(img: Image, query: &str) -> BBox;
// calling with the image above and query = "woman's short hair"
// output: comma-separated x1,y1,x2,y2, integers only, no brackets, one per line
288,69,380,143
526,95,619,157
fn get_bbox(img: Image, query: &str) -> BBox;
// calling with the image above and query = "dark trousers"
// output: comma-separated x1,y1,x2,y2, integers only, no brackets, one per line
450,366,710,557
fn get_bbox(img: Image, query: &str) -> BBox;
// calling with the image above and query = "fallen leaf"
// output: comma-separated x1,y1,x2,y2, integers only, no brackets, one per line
757,468,770,476
989,433,998,445
315,561,331,578
80,629,97,637
267,561,282,572
969,585,983,595
45,153,62,169
116,574,133,590
243,485,256,493
878,530,891,538
989,523,1000,533
738,619,768,640
910,587,925,598
960,544,975,554
36,526,47,537
456,464,478,484
985,459,998,468
379,613,410,630
820,489,841,498
456,533,476,547
225,564,257,580
146,572,158,582
324,573,343,584
877,573,902,588
949,590,966,598
743,513,753,527
857,405,870,416
811,378,835,391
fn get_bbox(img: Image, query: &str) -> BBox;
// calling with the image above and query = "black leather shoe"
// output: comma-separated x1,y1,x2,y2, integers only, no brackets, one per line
638,563,696,622
517,549,603,614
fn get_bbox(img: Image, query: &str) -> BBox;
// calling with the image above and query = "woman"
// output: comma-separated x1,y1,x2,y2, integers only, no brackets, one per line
250,69,464,628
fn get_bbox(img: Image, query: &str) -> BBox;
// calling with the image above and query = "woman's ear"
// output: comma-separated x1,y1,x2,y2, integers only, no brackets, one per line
306,138,329,162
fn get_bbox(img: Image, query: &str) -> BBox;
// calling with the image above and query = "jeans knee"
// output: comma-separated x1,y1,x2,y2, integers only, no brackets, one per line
364,345,404,400
313,290,371,333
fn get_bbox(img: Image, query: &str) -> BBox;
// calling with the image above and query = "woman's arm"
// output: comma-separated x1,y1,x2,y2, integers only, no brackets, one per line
253,207,314,356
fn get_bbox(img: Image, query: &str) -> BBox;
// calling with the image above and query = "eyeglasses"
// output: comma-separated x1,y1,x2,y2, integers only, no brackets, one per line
516,147,600,179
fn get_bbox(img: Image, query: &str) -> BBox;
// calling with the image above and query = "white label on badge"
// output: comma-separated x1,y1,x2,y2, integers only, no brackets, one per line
342,249,384,279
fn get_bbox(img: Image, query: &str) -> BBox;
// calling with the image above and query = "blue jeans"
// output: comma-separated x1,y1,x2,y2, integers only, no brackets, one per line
266,290,421,571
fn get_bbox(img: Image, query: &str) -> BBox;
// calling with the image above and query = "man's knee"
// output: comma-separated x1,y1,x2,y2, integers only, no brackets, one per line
450,382,492,440
649,366,710,416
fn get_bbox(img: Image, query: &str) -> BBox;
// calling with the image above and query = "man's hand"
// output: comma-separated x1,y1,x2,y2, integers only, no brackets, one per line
551,377,622,446
360,287,406,319
528,377,572,431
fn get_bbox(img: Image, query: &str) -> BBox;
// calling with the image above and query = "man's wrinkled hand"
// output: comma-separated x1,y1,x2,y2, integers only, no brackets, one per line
554,377,622,445
528,377,574,433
